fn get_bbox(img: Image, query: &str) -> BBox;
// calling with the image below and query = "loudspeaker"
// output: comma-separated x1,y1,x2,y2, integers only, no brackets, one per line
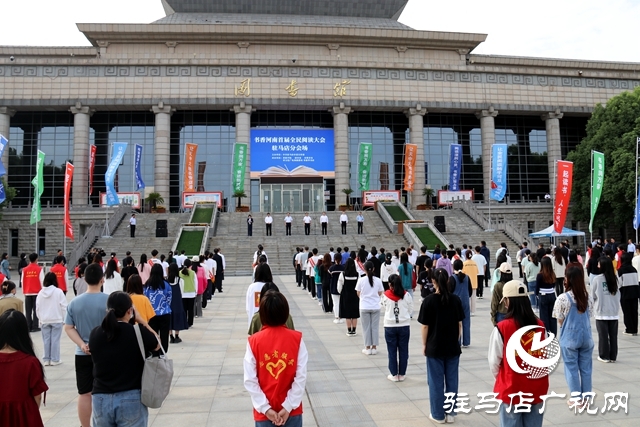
156,219,167,230
434,216,446,233
156,228,168,238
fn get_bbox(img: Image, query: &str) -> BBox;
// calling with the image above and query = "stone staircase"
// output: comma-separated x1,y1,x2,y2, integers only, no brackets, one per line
211,211,409,276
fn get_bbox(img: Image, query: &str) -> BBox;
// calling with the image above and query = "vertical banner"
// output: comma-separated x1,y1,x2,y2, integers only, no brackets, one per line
634,187,640,230
0,135,8,176
134,144,145,190
89,144,97,196
403,143,417,191
64,162,74,240
490,144,508,201
357,143,372,191
553,160,574,233
184,143,198,192
232,143,248,192
448,143,462,191
30,150,45,224
0,180,5,204
590,151,604,233
105,142,128,206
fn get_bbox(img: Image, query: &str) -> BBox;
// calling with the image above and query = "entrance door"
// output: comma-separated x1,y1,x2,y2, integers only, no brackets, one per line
260,183,324,212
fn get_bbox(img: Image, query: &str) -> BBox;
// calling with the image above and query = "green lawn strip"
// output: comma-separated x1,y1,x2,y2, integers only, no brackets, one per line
384,205,410,221
175,230,205,256
412,226,445,249
191,207,214,224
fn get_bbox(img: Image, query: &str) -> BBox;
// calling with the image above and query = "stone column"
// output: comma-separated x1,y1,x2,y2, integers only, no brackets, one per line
332,104,351,210
542,110,563,194
69,103,93,205
234,103,253,209
476,107,499,201
0,107,16,183
151,102,174,202
405,105,427,208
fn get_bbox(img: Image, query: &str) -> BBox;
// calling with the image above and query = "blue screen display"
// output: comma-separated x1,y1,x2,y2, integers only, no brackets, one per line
250,129,335,178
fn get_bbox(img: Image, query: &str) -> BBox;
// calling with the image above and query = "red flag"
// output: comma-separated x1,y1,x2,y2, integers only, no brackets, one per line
491,181,498,190
553,160,573,234
89,145,97,196
64,162,74,240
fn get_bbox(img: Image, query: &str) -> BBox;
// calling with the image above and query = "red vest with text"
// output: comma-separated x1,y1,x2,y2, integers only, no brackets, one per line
494,318,549,404
248,325,303,421
22,263,43,295
49,263,67,292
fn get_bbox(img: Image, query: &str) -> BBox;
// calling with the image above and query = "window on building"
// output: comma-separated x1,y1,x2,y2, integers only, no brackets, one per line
9,229,18,257
37,229,45,256
528,221,535,235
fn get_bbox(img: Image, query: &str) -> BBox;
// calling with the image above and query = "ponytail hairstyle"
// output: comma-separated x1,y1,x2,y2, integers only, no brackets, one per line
167,263,179,284
452,259,466,281
465,250,473,260
432,268,451,305
1,281,16,295
139,254,148,272
364,260,375,287
390,274,405,299
529,253,539,267
599,256,618,295
101,291,133,342
181,258,192,276
105,259,117,280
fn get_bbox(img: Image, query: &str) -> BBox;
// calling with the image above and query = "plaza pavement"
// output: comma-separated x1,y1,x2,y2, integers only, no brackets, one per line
33,275,639,427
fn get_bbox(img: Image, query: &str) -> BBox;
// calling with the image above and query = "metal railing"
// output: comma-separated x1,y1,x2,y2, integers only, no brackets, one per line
455,200,529,244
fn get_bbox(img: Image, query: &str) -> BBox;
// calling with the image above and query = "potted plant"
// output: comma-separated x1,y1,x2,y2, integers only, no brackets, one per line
233,190,250,212
340,188,354,211
417,187,435,210
145,192,165,213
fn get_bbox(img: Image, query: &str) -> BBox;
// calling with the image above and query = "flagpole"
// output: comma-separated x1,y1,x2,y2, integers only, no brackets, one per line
486,144,493,232
590,150,593,245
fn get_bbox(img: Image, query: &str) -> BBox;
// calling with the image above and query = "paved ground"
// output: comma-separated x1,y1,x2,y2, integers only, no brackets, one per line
28,275,639,426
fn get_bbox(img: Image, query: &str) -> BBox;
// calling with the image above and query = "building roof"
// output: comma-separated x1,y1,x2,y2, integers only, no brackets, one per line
161,0,409,20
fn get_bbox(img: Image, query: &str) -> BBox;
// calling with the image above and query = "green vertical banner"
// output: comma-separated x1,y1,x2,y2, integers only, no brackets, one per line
232,143,248,193
589,150,604,233
30,150,45,224
358,143,372,191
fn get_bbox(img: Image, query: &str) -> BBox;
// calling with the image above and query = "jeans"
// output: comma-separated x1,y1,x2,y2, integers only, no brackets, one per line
499,402,544,427
561,343,593,394
426,355,460,421
24,295,39,330
538,293,557,336
385,326,410,376
315,283,323,302
360,309,381,347
596,319,618,361
42,323,63,362
526,280,537,308
256,414,302,427
92,389,148,427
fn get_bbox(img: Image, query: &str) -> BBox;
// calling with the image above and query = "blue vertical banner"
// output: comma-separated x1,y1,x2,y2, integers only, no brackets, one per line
490,144,508,201
448,143,462,191
134,143,145,190
0,134,8,176
0,179,5,204
634,186,640,230
105,142,128,206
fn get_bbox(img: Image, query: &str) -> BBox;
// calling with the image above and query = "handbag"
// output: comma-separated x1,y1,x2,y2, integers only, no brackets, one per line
134,324,174,409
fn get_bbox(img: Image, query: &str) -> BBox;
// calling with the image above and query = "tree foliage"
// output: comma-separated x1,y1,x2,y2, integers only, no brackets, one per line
567,86,640,228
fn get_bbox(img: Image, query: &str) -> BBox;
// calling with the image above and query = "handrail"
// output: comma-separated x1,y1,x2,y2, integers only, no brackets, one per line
454,200,529,244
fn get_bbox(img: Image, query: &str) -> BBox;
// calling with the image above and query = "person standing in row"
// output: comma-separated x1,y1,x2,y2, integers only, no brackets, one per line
0,282,23,315
536,257,557,335
356,261,384,355
36,273,68,366
340,211,348,235
144,264,173,354
22,253,43,333
591,257,621,363
338,259,360,336
320,211,328,235
247,214,253,236
480,241,491,288
303,212,312,235
284,212,293,236
264,213,273,236
329,253,345,323
356,211,364,234
129,213,136,238
382,275,413,382
471,246,487,299
618,252,639,336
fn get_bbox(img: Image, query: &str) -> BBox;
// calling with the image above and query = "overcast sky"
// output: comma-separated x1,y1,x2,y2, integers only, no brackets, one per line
3,0,639,63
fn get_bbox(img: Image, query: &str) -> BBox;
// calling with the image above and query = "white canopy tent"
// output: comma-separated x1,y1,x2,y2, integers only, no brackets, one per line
529,225,587,253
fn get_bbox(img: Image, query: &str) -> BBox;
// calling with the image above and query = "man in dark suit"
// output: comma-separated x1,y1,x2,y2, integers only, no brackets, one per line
480,241,491,288
212,248,224,294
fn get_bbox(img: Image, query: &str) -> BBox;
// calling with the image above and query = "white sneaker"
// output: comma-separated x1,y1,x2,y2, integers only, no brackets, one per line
43,361,51,366
50,361,62,366
318,301,323,306
429,414,446,424
333,319,340,324
397,375,406,382
362,348,372,355
371,348,378,355
446,414,455,423
597,356,610,363
339,319,345,323
387,374,399,382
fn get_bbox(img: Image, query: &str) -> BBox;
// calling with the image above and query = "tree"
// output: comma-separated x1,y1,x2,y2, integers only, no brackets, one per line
341,188,354,207
567,86,640,229
0,178,17,220
145,192,164,210
232,190,247,208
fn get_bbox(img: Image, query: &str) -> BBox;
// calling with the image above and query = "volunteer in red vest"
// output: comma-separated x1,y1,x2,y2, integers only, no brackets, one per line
21,253,44,332
244,291,307,427
488,280,551,427
50,256,69,294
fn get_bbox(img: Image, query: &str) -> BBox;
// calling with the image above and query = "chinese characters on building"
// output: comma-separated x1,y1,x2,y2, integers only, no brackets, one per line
333,80,351,97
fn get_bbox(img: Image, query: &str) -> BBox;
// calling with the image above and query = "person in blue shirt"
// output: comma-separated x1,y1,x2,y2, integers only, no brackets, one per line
356,212,364,234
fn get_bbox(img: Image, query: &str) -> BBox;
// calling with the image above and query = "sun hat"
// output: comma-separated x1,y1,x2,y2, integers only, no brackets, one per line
500,280,530,303
498,262,512,274
191,255,199,262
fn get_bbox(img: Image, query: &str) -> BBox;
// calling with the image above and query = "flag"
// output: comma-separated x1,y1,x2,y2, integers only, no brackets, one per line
30,150,45,224
0,180,5,204
105,142,128,206
449,144,462,191
590,151,604,233
134,144,145,190
403,144,417,191
0,135,8,176
490,144,507,201
64,162,74,240
184,143,198,192
554,160,573,234
89,145,97,196
232,143,248,193
358,143,373,191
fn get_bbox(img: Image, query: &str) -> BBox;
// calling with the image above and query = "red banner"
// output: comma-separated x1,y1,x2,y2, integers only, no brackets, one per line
184,143,198,192
89,145,97,196
553,160,573,234
403,144,417,191
64,162,74,240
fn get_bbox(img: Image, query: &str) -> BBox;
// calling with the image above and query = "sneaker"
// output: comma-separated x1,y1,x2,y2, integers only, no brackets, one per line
170,335,175,343
387,374,399,382
346,331,353,337
174,336,182,343
31,328,41,332
50,361,62,366
318,301,323,306
339,319,345,323
43,361,51,366
333,319,340,324
429,414,446,424
597,356,610,363
397,375,406,382
362,348,372,355
371,348,378,355
623,331,637,336
350,331,357,336
445,414,455,423
477,296,483,299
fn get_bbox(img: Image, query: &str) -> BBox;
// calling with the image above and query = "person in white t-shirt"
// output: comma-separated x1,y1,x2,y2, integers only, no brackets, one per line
264,213,273,236
284,212,293,236
253,244,268,266
129,213,136,238
295,248,306,287
340,212,348,235
174,250,187,268
245,263,273,328
320,212,328,235
471,246,488,299
355,261,384,355
303,212,312,235
408,245,418,265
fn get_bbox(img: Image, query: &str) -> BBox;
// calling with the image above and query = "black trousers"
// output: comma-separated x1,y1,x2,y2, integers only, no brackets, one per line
183,298,195,327
305,223,310,235
308,276,316,298
295,266,302,286
286,223,291,235
214,276,223,292
476,276,484,297
341,221,347,234
302,273,308,290
25,295,39,331
621,298,638,334
149,314,171,354
322,282,333,313
266,224,272,236
554,278,564,296
596,319,618,362
357,222,363,234
484,265,489,287
247,224,252,236
130,225,136,238
321,223,327,235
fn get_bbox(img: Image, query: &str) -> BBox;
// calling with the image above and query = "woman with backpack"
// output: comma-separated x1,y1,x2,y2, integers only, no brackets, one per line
382,275,413,382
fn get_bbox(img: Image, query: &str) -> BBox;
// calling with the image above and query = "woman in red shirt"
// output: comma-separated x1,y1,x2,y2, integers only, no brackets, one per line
0,309,49,427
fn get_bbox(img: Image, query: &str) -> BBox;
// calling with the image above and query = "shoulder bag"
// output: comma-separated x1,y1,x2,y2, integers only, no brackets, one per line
134,324,174,408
